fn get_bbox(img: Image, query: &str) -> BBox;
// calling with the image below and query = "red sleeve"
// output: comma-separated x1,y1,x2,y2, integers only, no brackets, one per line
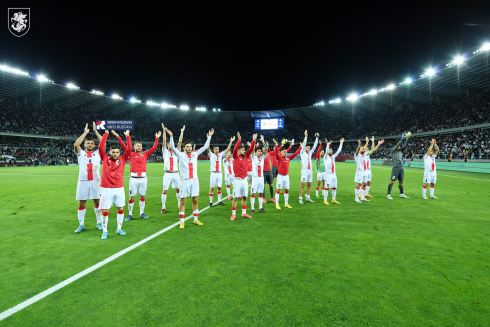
288,146,302,160
246,140,255,157
126,135,132,152
233,140,240,160
145,137,159,157
99,133,108,160
117,136,128,152
274,145,281,161
316,143,322,161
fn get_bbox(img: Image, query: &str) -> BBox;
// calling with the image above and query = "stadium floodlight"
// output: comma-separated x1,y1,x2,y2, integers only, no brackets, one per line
0,64,29,76
387,84,395,90
196,107,206,111
405,78,412,84
426,68,436,76
146,100,159,106
482,43,490,51
91,90,104,95
111,94,123,100
130,97,141,103
212,108,216,111
66,83,79,90
454,56,464,65
347,94,358,101
179,105,189,110
369,89,378,95
37,75,48,82
218,108,221,111
161,103,176,108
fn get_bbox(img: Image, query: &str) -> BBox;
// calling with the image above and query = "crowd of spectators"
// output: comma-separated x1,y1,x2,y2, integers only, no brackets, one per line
1,89,490,166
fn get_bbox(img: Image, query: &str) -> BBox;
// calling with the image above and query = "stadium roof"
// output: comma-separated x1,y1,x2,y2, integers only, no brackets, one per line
1,45,490,125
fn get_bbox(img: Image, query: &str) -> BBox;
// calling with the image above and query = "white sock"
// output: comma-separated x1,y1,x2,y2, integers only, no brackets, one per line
299,196,303,201
179,211,185,223
284,192,289,205
94,206,101,224
360,188,365,197
250,195,255,210
193,209,199,221
259,195,263,209
128,201,134,215
430,186,435,197
306,194,310,200
226,186,231,197
176,193,180,208
332,188,337,200
316,188,319,196
161,192,167,209
366,185,370,194
232,207,236,215
117,211,124,230
217,191,222,202
242,205,247,214
102,213,109,232
423,186,427,197
324,188,329,201
139,199,145,215
77,207,86,226
275,192,280,204
209,193,214,203
355,187,359,197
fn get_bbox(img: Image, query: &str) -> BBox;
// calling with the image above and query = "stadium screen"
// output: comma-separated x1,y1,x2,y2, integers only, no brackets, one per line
254,118,284,130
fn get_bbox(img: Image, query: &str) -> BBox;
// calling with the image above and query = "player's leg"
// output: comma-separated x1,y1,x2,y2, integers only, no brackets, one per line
217,173,224,205
191,196,202,225
115,187,126,235
422,173,429,199
275,176,282,209
241,192,251,218
365,171,372,197
387,168,397,199
250,180,256,213
93,199,102,230
324,175,330,205
284,176,292,208
127,178,136,219
258,180,266,212
332,176,340,204
305,170,313,201
209,172,216,206
399,170,409,198
76,199,87,233
299,181,306,203
429,173,438,199
231,179,240,220
139,178,148,218
174,176,181,210
162,174,169,213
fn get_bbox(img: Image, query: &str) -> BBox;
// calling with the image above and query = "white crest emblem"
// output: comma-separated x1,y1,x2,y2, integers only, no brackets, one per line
8,8,30,37
116,160,120,165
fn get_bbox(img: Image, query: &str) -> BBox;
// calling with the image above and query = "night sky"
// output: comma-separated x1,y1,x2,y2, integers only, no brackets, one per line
2,2,490,111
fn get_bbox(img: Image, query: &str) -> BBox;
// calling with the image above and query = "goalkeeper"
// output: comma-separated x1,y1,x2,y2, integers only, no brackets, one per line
386,132,411,200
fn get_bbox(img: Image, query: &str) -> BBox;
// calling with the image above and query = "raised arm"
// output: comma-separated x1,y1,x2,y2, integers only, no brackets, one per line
246,134,257,157
434,140,440,155
233,136,241,160
196,129,214,156
166,129,183,160
98,131,109,160
323,142,331,161
115,130,131,152
92,122,103,142
301,130,307,154
311,133,319,154
74,124,90,154
356,140,361,155
333,139,344,158
370,139,384,154
289,144,303,160
177,125,185,151
364,136,369,150
391,140,403,154
145,131,161,156
224,136,235,154
316,142,322,161
161,123,166,149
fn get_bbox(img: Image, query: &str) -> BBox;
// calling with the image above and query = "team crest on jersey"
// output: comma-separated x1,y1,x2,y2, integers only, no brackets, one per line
116,160,120,165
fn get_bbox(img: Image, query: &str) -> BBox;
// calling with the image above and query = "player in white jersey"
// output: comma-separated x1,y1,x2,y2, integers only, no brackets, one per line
250,135,268,214
166,126,213,229
323,138,344,205
422,139,440,199
298,130,319,204
207,137,235,207
223,152,234,200
354,138,370,203
161,124,184,214
361,136,385,199
74,123,103,233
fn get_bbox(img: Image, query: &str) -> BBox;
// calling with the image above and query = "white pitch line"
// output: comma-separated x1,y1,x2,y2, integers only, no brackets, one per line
0,199,226,322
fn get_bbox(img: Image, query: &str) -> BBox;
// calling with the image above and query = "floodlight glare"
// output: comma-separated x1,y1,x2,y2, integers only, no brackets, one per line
66,83,79,89
405,78,412,84
91,90,104,95
387,84,395,90
111,94,122,100
37,75,48,82
454,56,464,64
369,89,378,95
179,105,189,110
482,43,490,51
426,68,436,76
130,97,141,103
347,94,358,101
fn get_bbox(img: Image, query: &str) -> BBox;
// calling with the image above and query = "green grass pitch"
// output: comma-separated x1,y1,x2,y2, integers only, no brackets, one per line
0,162,489,326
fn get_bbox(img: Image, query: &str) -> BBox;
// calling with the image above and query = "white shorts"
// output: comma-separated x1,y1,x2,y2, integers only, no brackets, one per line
325,173,338,189
317,172,325,182
301,169,313,183
163,172,180,190
276,174,290,190
423,172,437,184
225,174,235,186
129,177,147,197
247,171,253,181
180,178,200,198
251,176,265,194
210,172,223,188
365,170,372,182
99,187,125,209
354,170,368,184
233,178,248,198
76,180,101,200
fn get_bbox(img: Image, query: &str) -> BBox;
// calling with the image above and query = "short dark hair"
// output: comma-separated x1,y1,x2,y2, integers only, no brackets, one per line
213,146,219,150
84,138,94,143
255,147,262,153
110,146,120,151
183,141,192,147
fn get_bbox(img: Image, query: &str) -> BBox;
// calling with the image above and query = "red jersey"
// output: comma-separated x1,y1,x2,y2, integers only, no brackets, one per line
247,157,253,172
99,133,130,188
275,145,302,175
263,152,271,171
232,139,255,179
269,145,291,167
127,136,159,176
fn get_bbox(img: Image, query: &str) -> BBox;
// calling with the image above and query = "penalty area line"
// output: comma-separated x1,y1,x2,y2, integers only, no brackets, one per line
0,198,226,322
